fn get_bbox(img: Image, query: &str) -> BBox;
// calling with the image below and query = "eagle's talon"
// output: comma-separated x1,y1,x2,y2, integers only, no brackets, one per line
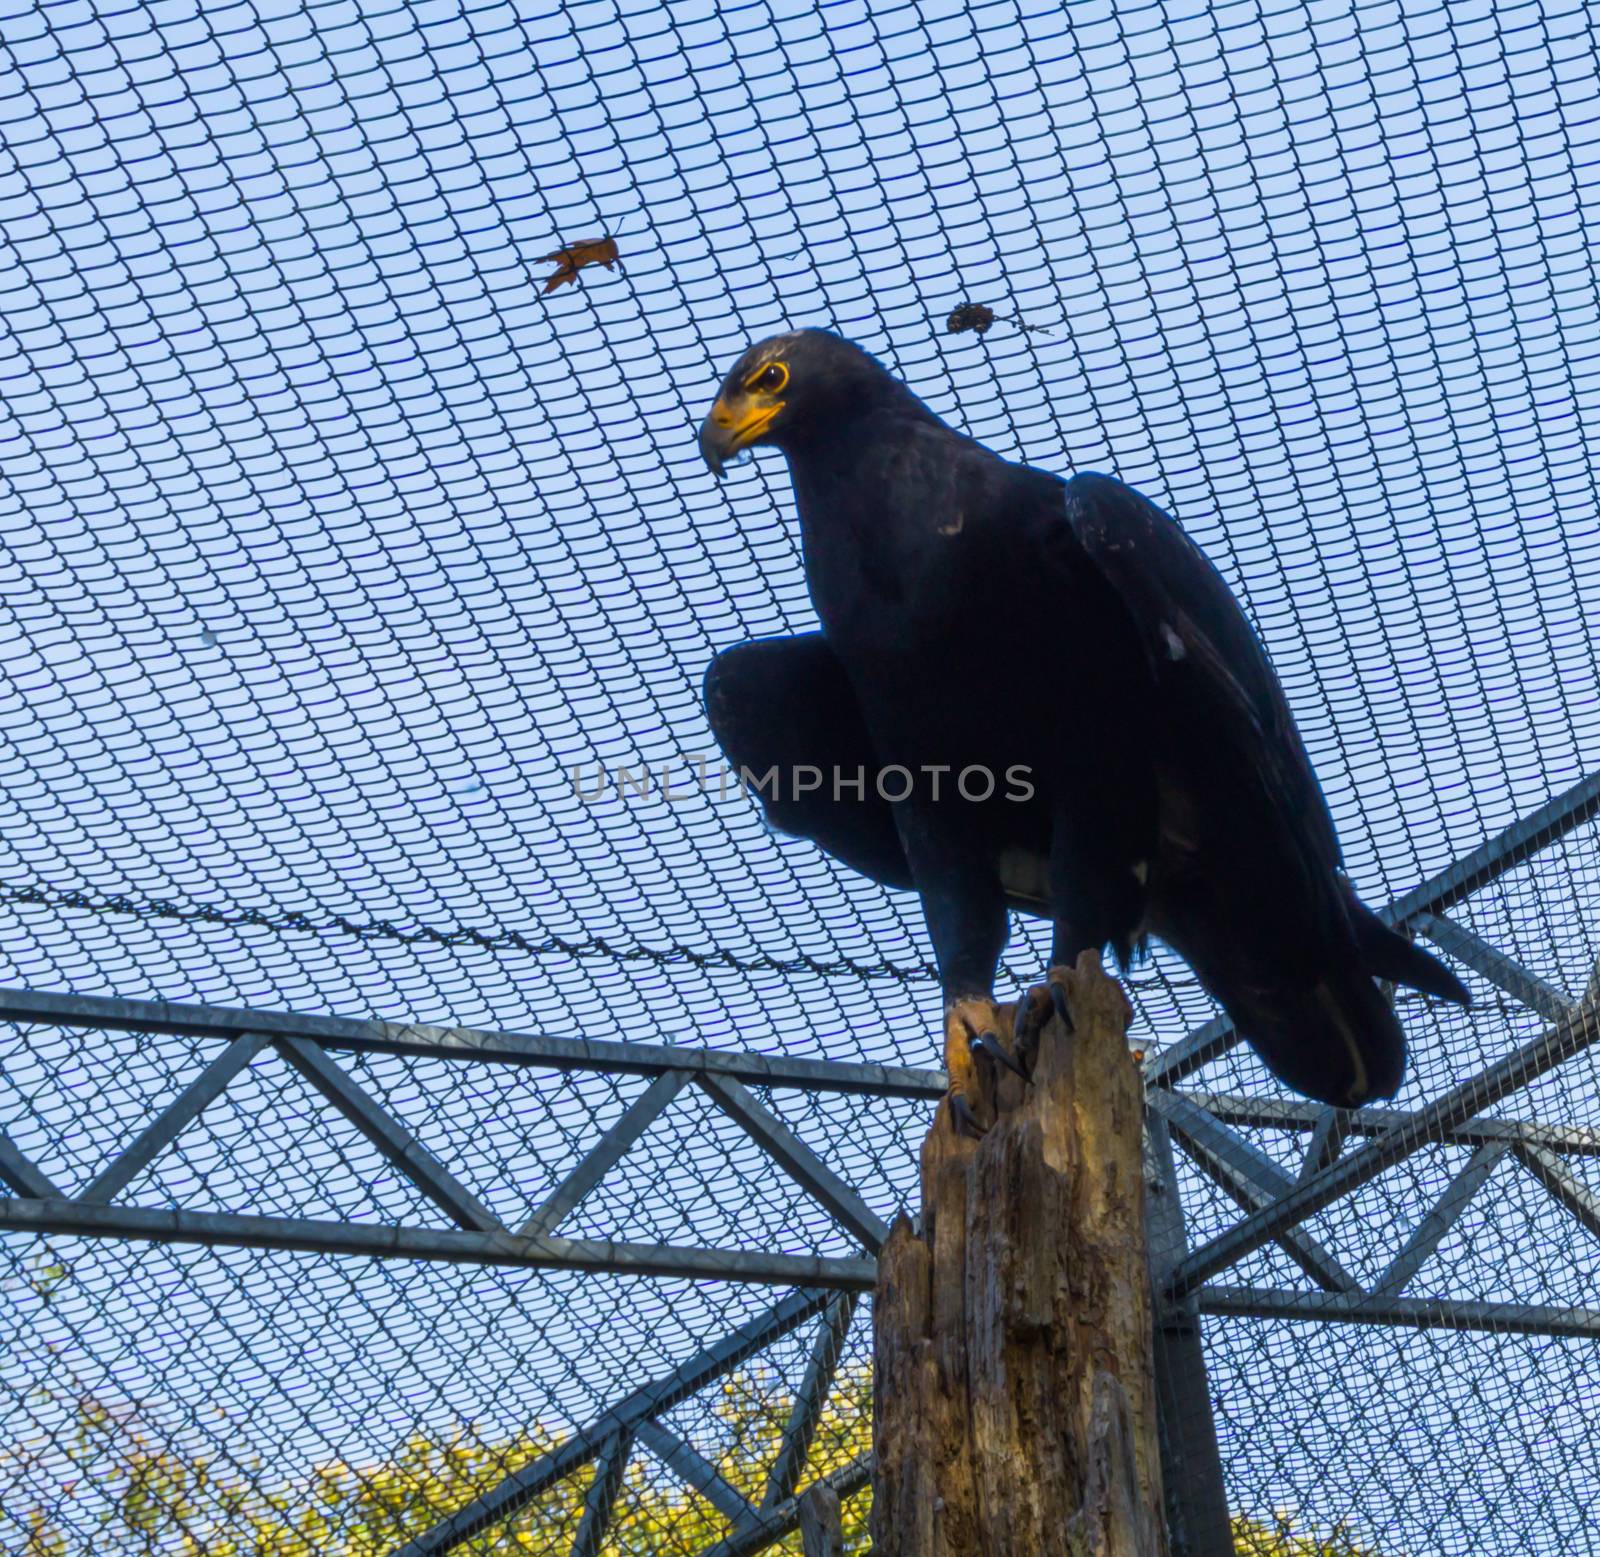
971,1029,1027,1078
1012,971,1075,1061
950,1092,986,1138
945,995,1006,1137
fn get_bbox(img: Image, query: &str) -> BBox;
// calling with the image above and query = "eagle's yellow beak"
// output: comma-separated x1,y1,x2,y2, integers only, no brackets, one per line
699,395,784,478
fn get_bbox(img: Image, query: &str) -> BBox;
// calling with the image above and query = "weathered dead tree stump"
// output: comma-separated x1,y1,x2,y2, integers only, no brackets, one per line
872,950,1169,1557
798,1480,845,1557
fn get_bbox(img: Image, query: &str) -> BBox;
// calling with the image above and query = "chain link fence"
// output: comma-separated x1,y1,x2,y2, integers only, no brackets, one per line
3,0,1599,1551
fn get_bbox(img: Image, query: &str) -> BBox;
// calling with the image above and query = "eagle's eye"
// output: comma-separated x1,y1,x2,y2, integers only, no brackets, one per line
747,362,788,394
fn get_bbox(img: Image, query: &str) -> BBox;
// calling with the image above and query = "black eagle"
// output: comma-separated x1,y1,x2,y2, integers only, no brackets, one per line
698,330,1467,1131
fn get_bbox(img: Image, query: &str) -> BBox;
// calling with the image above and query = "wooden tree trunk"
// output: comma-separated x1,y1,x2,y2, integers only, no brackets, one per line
798,1481,845,1557
871,950,1169,1557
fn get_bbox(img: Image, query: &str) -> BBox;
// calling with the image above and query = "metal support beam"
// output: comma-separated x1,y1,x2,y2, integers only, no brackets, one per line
636,1420,756,1525
1145,1114,1234,1557
1382,770,1600,926
521,1070,689,1237
1416,913,1575,1021
0,986,947,1099
1185,1090,1600,1158
2,770,1594,1557
274,1037,505,1234
1373,1142,1509,1296
0,1133,61,1200
79,1032,272,1205
1147,1014,1236,1092
760,1293,857,1512
0,1197,877,1290
1298,1108,1351,1183
1167,998,1600,1300
1151,1090,1361,1294
694,1456,873,1557
1512,1143,1600,1243
570,1430,633,1557
392,1287,836,1557
1198,1284,1600,1340
695,1074,890,1251
1150,768,1600,1086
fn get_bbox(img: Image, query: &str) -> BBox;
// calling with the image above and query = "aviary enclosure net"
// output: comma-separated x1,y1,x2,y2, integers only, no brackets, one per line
2,2,1598,1553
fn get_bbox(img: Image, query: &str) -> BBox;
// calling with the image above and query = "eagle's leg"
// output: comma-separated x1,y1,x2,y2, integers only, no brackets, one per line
894,808,1015,1137
1013,816,1145,1061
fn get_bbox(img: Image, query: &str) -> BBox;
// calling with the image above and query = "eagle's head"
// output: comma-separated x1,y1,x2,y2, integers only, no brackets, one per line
698,329,907,478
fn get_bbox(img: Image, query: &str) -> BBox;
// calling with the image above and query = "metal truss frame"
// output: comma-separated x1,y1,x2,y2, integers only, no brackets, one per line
4,770,1600,1554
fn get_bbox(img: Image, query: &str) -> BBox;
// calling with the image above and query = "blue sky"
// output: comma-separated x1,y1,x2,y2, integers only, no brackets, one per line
3,0,1600,1550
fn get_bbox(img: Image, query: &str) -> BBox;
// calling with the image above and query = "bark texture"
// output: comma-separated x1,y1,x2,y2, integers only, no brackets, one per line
871,950,1169,1557
797,1481,845,1557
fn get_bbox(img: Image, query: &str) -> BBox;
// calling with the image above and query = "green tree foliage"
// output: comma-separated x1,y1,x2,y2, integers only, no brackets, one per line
1232,1517,1379,1556
10,1363,870,1554
12,1362,1370,1555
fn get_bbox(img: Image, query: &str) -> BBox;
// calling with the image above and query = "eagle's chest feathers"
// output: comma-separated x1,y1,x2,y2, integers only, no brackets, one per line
798,464,990,644
805,518,983,658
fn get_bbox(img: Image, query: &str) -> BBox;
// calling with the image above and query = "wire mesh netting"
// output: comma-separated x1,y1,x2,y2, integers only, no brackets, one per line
3,0,1600,1552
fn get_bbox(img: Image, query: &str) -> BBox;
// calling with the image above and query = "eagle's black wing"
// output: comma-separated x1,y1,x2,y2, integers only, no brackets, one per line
1054,471,1466,1105
1060,471,1342,884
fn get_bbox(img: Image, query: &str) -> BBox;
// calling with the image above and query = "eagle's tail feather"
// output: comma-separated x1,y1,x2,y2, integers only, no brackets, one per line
1216,897,1468,1108
1223,969,1406,1108
1346,898,1472,1008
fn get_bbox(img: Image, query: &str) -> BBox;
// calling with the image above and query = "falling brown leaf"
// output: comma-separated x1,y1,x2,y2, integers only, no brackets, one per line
947,302,996,336
540,236,620,293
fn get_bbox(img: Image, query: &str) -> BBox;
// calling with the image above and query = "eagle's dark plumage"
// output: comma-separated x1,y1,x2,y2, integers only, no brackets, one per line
699,330,1468,1124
